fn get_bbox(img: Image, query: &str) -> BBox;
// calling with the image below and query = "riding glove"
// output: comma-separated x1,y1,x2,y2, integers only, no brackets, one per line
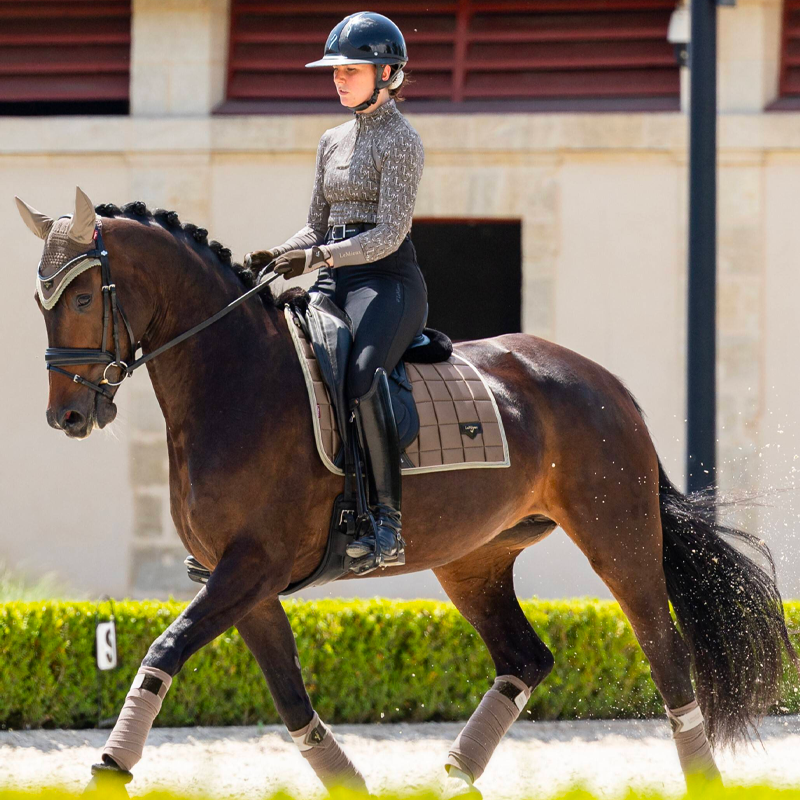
244,248,278,271
273,247,331,280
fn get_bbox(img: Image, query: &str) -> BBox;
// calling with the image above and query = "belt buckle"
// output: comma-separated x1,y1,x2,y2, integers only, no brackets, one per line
332,224,346,241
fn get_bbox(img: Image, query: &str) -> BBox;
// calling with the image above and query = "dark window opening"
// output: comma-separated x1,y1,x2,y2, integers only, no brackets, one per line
411,219,521,342
0,100,129,116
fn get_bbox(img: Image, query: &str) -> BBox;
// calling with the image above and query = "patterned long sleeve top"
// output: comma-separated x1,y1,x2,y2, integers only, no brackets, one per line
272,98,425,268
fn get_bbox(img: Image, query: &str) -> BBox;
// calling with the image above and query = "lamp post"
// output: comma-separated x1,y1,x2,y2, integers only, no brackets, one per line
685,0,719,496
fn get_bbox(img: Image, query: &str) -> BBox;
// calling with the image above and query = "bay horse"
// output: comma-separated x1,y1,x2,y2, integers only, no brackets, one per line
17,188,796,797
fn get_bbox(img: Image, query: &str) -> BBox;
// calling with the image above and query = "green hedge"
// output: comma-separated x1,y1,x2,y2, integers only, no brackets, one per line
1,599,798,729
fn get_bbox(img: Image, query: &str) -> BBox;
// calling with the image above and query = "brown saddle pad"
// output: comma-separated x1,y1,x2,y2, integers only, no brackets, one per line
285,307,510,475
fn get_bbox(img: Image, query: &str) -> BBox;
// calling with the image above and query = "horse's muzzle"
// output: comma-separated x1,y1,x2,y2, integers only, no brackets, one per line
46,395,117,438
47,406,91,438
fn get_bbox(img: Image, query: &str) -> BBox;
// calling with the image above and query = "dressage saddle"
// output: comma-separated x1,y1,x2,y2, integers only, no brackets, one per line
296,291,453,468
186,289,453,595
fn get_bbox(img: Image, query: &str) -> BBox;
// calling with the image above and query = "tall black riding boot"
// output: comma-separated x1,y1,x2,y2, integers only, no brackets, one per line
346,368,405,574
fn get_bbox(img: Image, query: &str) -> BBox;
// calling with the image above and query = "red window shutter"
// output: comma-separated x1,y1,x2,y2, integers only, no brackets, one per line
226,0,679,107
0,0,131,106
780,0,800,97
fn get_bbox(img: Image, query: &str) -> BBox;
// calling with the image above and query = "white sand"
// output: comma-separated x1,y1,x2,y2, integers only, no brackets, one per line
1,717,799,798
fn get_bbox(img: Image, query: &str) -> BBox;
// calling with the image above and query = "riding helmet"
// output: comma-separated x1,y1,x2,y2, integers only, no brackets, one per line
306,12,408,111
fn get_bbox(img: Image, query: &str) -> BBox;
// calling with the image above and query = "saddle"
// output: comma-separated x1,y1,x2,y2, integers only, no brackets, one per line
185,291,509,596
294,291,437,465
288,292,509,473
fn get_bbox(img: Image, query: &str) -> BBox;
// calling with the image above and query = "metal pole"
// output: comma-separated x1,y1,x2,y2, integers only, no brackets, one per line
686,0,718,495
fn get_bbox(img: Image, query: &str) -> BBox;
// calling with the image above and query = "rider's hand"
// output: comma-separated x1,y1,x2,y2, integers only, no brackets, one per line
273,247,330,280
244,248,278,272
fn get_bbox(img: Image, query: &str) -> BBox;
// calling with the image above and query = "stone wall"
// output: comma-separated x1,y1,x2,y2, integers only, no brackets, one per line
2,0,800,599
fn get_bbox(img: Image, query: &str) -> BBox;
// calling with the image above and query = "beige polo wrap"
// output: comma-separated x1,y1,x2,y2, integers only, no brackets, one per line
290,711,367,791
446,674,532,783
666,699,721,782
102,666,172,772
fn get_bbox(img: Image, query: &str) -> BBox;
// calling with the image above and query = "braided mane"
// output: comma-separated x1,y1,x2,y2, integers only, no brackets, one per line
94,201,278,307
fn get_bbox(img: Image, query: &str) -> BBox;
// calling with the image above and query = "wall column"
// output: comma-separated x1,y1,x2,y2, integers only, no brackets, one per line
717,0,783,112
130,0,231,116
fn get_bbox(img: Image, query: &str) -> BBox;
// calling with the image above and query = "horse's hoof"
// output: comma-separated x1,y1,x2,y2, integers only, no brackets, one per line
441,769,482,799
84,763,133,797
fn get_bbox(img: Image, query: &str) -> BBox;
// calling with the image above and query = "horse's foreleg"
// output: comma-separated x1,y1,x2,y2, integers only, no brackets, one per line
236,599,368,792
92,538,284,786
433,543,554,798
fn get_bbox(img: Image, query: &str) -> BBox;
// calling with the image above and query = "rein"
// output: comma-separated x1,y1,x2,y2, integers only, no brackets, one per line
42,226,280,399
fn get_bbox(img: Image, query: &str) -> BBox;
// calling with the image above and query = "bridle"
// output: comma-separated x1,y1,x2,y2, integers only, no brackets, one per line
41,225,280,401
43,226,134,400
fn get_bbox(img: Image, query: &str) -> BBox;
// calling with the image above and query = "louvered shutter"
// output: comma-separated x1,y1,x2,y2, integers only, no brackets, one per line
780,0,800,98
0,0,130,109
225,0,679,108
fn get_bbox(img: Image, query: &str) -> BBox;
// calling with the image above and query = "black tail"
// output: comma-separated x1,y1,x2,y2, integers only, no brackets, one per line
658,460,797,748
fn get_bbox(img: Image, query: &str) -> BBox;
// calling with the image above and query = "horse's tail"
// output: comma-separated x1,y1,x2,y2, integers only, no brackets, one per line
658,459,797,747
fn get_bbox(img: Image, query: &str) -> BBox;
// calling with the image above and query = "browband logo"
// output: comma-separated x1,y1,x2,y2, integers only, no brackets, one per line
459,422,483,439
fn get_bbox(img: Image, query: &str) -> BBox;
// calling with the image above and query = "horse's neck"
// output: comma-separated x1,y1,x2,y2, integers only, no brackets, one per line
129,234,297,444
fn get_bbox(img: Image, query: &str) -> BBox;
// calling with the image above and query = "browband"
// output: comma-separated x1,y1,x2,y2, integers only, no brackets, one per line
37,254,101,311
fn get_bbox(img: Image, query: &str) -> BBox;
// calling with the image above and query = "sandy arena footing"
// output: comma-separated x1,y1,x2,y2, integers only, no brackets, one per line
2,716,799,798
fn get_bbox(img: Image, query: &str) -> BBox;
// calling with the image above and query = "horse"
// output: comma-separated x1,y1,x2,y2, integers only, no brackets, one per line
16,187,796,797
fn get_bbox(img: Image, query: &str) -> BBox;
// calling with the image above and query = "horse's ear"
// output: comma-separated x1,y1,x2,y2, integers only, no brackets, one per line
14,196,55,240
68,186,96,245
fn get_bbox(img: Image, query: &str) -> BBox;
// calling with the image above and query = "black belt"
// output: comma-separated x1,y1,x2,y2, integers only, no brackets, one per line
326,222,376,242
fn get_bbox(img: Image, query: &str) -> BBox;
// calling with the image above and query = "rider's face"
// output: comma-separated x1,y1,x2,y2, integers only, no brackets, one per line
332,64,391,111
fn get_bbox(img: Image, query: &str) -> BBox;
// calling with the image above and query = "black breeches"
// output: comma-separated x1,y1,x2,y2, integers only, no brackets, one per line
311,236,428,401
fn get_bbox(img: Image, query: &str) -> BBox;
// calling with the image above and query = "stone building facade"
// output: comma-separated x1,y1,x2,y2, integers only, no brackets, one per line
2,0,799,600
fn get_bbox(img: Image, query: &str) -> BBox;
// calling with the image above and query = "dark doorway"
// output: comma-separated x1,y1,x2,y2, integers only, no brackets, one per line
411,219,522,341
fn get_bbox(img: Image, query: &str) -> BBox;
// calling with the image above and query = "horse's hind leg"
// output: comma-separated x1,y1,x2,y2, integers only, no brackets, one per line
555,473,721,786
433,543,555,797
236,599,367,792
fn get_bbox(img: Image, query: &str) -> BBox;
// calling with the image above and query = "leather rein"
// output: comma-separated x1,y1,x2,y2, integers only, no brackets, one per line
43,226,280,400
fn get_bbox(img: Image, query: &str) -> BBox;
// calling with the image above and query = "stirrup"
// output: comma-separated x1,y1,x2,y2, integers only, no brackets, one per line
347,512,405,575
348,543,406,575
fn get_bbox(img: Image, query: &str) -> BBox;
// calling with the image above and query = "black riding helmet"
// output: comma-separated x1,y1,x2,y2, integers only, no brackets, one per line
306,11,408,112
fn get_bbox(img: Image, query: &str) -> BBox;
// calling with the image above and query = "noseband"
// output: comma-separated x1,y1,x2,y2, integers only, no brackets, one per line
40,225,280,400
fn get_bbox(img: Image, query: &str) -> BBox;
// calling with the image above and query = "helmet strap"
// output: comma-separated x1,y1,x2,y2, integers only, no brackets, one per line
352,64,394,113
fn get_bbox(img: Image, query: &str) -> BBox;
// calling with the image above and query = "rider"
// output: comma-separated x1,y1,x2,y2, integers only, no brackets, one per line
246,12,427,575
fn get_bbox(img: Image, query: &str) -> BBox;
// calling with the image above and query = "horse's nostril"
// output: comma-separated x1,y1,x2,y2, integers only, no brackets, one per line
61,409,85,430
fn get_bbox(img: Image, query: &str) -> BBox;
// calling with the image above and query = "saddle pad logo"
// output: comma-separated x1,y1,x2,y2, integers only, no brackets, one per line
459,422,483,439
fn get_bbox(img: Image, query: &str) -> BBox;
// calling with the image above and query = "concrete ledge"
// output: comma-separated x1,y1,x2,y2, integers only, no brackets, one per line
3,113,800,156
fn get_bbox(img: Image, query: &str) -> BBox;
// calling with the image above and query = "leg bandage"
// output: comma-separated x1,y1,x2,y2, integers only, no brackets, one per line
290,711,367,792
446,675,532,783
666,700,721,781
102,666,172,772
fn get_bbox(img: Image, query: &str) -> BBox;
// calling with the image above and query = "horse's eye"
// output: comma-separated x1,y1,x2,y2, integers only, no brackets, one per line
76,293,92,308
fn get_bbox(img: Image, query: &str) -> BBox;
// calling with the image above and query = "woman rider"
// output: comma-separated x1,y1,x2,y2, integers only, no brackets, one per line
246,12,427,575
